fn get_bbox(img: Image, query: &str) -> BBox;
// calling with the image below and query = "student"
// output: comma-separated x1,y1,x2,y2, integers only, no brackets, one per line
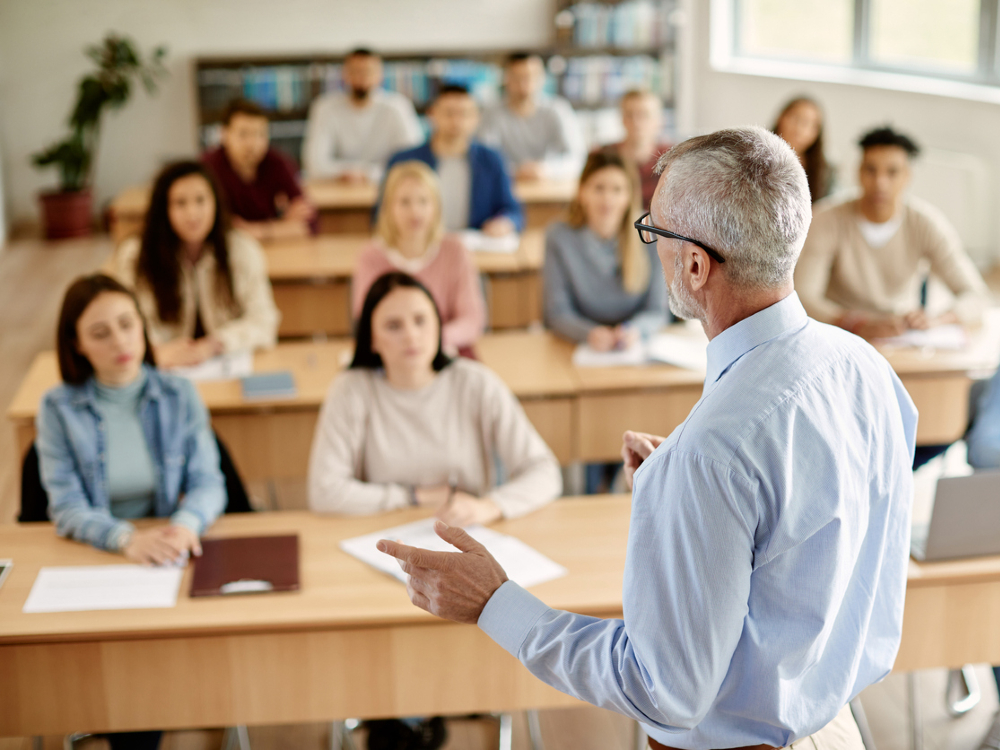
795,126,989,339
202,98,315,240
478,53,585,181
115,161,280,368
383,84,523,236
544,150,668,350
353,161,486,355
36,275,225,750
601,89,671,210
772,96,832,202
308,272,561,523
302,47,423,182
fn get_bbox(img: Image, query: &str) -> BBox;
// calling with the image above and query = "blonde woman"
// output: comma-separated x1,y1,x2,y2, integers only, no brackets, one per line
544,151,668,350
353,160,486,355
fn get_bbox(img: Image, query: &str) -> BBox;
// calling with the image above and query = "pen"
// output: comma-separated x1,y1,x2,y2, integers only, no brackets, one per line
445,471,458,509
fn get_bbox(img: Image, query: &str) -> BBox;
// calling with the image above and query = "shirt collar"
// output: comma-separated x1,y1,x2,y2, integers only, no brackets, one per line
704,292,808,388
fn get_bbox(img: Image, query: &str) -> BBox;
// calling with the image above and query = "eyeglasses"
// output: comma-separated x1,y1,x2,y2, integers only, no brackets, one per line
633,212,726,264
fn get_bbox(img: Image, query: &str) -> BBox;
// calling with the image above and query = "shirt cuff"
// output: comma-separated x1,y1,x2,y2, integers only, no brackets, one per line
170,510,204,536
106,520,136,552
477,580,552,658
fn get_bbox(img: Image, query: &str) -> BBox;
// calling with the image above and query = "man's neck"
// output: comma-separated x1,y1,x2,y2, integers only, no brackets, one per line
857,197,899,224
224,148,258,184
431,134,471,159
508,96,536,118
348,92,373,110
621,136,657,165
702,284,794,340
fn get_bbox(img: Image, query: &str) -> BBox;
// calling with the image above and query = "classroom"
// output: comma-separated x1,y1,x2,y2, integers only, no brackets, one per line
4,1,1000,749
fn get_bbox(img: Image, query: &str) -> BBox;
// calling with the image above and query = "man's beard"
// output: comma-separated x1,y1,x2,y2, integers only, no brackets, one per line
350,86,371,103
666,252,706,322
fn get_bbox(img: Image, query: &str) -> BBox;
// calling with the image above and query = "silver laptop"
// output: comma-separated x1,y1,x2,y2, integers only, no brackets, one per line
911,470,1000,562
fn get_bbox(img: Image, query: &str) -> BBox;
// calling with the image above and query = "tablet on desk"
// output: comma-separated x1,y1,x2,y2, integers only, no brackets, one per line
191,535,300,597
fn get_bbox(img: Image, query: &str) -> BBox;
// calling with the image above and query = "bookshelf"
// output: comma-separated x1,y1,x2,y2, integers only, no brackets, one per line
194,0,681,166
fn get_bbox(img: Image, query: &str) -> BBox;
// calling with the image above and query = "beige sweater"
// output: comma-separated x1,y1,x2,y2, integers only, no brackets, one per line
307,358,562,518
795,196,989,325
115,231,280,353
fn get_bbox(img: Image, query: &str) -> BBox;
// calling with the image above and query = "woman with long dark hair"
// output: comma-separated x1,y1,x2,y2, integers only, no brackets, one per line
772,96,832,202
308,271,561,525
114,160,279,368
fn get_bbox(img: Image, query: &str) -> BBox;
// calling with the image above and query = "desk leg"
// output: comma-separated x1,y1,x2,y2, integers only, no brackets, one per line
498,713,514,750
633,722,648,750
526,709,545,750
909,672,923,750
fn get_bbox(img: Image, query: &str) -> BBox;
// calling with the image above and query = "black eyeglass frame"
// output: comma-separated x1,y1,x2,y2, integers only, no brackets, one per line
633,212,726,264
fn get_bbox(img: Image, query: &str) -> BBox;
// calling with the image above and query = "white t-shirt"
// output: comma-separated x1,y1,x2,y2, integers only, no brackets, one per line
438,156,472,231
857,214,904,249
301,90,423,180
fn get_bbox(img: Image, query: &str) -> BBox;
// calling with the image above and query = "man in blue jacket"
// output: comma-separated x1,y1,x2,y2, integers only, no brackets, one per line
382,83,524,236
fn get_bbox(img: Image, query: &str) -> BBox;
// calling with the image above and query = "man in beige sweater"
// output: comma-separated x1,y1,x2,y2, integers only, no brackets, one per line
795,126,989,339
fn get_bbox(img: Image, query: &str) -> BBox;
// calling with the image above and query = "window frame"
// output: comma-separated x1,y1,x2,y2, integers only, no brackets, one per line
729,0,1000,88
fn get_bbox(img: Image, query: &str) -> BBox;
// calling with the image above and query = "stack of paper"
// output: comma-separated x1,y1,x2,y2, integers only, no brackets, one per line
170,350,254,382
572,331,709,371
341,518,567,589
458,230,520,254
878,325,968,351
23,565,183,613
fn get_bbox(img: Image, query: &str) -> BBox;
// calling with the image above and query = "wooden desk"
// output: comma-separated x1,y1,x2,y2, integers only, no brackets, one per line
108,179,574,243
0,498,628,736
266,231,545,337
9,327,997,484
1,495,998,736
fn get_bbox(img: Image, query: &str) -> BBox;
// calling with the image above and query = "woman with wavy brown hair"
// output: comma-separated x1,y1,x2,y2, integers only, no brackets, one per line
114,160,279,368
772,96,833,203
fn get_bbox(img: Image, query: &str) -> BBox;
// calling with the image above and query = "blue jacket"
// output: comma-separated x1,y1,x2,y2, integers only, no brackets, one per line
382,140,525,231
35,365,226,551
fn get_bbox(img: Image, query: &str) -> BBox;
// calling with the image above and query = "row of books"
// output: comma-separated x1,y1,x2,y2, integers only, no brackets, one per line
197,53,669,118
558,0,678,49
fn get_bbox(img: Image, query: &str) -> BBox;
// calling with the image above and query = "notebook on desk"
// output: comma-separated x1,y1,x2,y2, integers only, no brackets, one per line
241,371,296,400
911,471,1000,562
191,535,300,597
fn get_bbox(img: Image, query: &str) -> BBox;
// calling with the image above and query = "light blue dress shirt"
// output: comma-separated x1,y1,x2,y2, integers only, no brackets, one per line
479,292,917,749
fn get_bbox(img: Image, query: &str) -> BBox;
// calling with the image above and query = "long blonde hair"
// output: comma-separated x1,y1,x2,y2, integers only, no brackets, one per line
376,161,445,251
567,151,649,295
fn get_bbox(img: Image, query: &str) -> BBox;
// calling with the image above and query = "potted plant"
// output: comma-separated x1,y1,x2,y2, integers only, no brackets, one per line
32,34,167,239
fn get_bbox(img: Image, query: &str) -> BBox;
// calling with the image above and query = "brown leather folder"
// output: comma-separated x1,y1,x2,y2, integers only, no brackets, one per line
191,535,300,597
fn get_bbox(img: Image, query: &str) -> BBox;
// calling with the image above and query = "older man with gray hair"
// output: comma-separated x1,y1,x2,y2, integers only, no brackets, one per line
379,127,917,750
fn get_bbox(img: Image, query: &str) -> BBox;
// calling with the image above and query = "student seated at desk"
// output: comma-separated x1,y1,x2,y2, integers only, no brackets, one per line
353,161,485,355
202,98,316,240
115,161,280,369
478,52,585,182
309,272,561,525
601,89,672,210
771,96,833,203
795,126,989,339
384,84,524,236
302,47,422,183
544,150,668,351
37,277,224,750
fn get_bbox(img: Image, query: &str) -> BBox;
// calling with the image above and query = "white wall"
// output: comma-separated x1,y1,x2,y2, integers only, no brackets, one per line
0,0,554,225
690,1,1000,266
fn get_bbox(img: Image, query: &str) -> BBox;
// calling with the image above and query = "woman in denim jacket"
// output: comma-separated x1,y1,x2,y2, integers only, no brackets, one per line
36,273,225,569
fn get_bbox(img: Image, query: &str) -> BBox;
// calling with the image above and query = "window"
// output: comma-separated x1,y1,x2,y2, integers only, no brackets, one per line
731,0,1000,85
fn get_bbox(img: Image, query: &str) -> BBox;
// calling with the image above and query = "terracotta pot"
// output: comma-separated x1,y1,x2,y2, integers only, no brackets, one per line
38,189,93,240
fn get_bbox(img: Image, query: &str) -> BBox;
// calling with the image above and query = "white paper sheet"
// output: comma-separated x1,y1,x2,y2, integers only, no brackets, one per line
572,341,647,368
646,332,709,371
23,565,183,613
169,350,254,382
458,230,520,254
877,325,968,351
341,518,567,590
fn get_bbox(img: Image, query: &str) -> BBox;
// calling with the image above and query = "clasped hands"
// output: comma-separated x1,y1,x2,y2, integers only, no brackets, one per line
379,429,669,624
123,524,202,566
413,484,502,527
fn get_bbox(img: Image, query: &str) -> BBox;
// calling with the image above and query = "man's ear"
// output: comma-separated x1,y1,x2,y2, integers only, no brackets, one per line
686,246,712,293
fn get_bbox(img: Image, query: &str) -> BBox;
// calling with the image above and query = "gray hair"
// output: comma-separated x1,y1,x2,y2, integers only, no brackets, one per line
653,126,811,290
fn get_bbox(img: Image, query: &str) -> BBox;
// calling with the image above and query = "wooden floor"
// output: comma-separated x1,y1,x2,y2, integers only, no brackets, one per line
3,235,1000,750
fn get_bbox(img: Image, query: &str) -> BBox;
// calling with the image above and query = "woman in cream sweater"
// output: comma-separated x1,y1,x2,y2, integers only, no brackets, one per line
115,160,279,368
308,271,561,526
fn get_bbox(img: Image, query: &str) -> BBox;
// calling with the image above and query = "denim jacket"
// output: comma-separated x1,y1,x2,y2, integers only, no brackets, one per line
35,365,226,551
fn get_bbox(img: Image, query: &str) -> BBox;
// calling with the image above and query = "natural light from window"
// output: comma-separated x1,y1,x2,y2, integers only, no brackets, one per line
869,0,980,74
737,0,853,64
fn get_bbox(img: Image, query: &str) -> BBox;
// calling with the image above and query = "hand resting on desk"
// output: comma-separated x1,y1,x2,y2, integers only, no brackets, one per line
124,525,202,566
415,485,503,527
378,520,508,624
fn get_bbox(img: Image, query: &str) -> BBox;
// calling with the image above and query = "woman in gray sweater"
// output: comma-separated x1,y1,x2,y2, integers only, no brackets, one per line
544,150,669,349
